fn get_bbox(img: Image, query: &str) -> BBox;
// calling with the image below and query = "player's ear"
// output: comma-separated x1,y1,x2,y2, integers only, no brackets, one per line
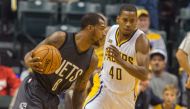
116,16,119,24
87,25,95,32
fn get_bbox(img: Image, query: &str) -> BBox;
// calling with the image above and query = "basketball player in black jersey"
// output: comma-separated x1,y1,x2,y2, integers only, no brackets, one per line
12,13,106,109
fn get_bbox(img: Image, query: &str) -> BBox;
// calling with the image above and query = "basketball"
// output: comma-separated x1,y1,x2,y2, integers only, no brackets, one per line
32,45,62,74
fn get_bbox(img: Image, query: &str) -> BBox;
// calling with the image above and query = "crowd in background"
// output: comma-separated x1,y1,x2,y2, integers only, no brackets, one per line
1,0,190,109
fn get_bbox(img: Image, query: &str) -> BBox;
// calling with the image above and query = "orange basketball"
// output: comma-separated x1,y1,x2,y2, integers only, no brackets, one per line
33,45,62,74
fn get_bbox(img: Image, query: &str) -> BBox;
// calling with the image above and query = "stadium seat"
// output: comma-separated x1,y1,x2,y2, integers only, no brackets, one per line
46,25,80,36
17,0,58,39
180,7,190,20
61,2,101,26
105,4,121,25
152,30,167,44
179,7,190,32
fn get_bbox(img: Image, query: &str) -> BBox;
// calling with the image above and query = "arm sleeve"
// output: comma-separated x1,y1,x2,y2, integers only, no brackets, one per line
179,34,190,55
6,68,21,96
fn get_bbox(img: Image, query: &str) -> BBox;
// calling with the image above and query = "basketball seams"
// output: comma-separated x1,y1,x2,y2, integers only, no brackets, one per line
46,48,54,74
42,48,50,73
33,45,62,74
34,45,49,54
54,49,62,66
34,49,49,55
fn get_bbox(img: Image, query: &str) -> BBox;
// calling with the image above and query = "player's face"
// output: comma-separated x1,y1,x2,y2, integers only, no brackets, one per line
117,11,137,36
137,15,150,33
150,55,166,73
163,90,176,105
92,19,106,47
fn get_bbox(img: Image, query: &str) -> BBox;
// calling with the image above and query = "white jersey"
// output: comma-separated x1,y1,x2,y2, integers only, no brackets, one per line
101,25,144,94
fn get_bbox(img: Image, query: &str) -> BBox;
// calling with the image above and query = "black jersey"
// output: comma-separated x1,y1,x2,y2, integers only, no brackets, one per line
33,33,93,94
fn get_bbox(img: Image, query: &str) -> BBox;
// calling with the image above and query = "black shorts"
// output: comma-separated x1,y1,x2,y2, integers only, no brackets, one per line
12,75,59,109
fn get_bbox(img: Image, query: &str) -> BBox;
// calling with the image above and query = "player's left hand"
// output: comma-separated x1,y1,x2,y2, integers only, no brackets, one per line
107,45,122,63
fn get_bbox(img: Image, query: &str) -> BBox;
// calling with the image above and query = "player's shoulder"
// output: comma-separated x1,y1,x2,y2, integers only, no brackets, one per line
45,31,67,48
51,31,67,40
108,24,119,32
136,29,148,44
136,29,150,53
184,32,190,40
135,29,145,37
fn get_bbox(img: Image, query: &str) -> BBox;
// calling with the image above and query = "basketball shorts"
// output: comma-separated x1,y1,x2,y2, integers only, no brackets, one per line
83,74,136,109
12,75,59,109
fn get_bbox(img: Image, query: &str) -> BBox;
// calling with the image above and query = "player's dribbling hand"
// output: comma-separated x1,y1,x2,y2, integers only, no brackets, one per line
107,45,122,63
25,52,43,72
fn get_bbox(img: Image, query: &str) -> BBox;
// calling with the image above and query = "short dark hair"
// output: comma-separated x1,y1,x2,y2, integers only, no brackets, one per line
119,4,137,15
81,13,105,30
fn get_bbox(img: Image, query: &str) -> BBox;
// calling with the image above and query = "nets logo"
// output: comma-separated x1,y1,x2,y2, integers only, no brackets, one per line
19,102,27,109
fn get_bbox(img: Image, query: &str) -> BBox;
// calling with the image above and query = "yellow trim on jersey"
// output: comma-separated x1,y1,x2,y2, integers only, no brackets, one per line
115,28,120,46
95,46,104,68
83,73,102,108
115,28,134,47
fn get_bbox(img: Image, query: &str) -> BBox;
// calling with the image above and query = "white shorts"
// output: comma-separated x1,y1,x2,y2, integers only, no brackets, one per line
83,74,136,109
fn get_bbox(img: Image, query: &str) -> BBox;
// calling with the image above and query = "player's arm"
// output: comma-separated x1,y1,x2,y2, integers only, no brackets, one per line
24,31,66,72
176,49,190,75
72,53,98,109
108,34,150,81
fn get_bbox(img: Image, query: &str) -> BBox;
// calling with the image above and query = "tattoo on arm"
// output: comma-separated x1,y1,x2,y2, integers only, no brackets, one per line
38,31,66,49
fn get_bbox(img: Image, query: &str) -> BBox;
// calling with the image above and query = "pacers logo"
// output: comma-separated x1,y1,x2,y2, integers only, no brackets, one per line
19,102,27,109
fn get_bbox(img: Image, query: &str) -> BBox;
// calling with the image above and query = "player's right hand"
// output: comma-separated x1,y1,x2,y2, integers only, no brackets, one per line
25,52,43,72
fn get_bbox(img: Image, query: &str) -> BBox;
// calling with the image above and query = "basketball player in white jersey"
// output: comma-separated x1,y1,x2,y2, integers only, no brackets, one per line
83,4,150,109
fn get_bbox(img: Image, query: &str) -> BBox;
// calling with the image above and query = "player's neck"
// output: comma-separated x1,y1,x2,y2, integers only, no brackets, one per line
75,31,91,53
118,30,134,43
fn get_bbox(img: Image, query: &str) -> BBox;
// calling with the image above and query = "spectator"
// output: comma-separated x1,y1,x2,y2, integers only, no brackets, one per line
153,85,184,109
135,0,159,29
0,65,20,96
150,49,178,99
137,8,167,53
176,32,190,109
135,73,163,109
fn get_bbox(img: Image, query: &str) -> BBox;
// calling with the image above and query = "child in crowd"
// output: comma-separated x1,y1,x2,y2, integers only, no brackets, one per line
154,85,186,109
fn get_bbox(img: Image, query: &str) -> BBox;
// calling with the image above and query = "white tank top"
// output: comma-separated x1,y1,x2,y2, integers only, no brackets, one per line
101,25,144,94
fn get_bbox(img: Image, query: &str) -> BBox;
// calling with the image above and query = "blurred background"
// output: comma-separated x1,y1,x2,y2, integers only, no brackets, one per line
0,0,190,109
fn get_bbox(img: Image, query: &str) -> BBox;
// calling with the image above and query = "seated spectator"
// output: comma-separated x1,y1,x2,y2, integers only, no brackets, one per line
135,73,163,109
135,0,159,29
153,85,185,109
0,65,20,96
137,8,166,53
150,49,178,99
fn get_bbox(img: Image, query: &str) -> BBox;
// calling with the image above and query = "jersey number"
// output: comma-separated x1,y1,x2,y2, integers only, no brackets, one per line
52,78,63,91
109,66,122,80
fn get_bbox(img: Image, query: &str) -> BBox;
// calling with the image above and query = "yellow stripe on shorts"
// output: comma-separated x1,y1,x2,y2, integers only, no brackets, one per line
83,73,102,109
